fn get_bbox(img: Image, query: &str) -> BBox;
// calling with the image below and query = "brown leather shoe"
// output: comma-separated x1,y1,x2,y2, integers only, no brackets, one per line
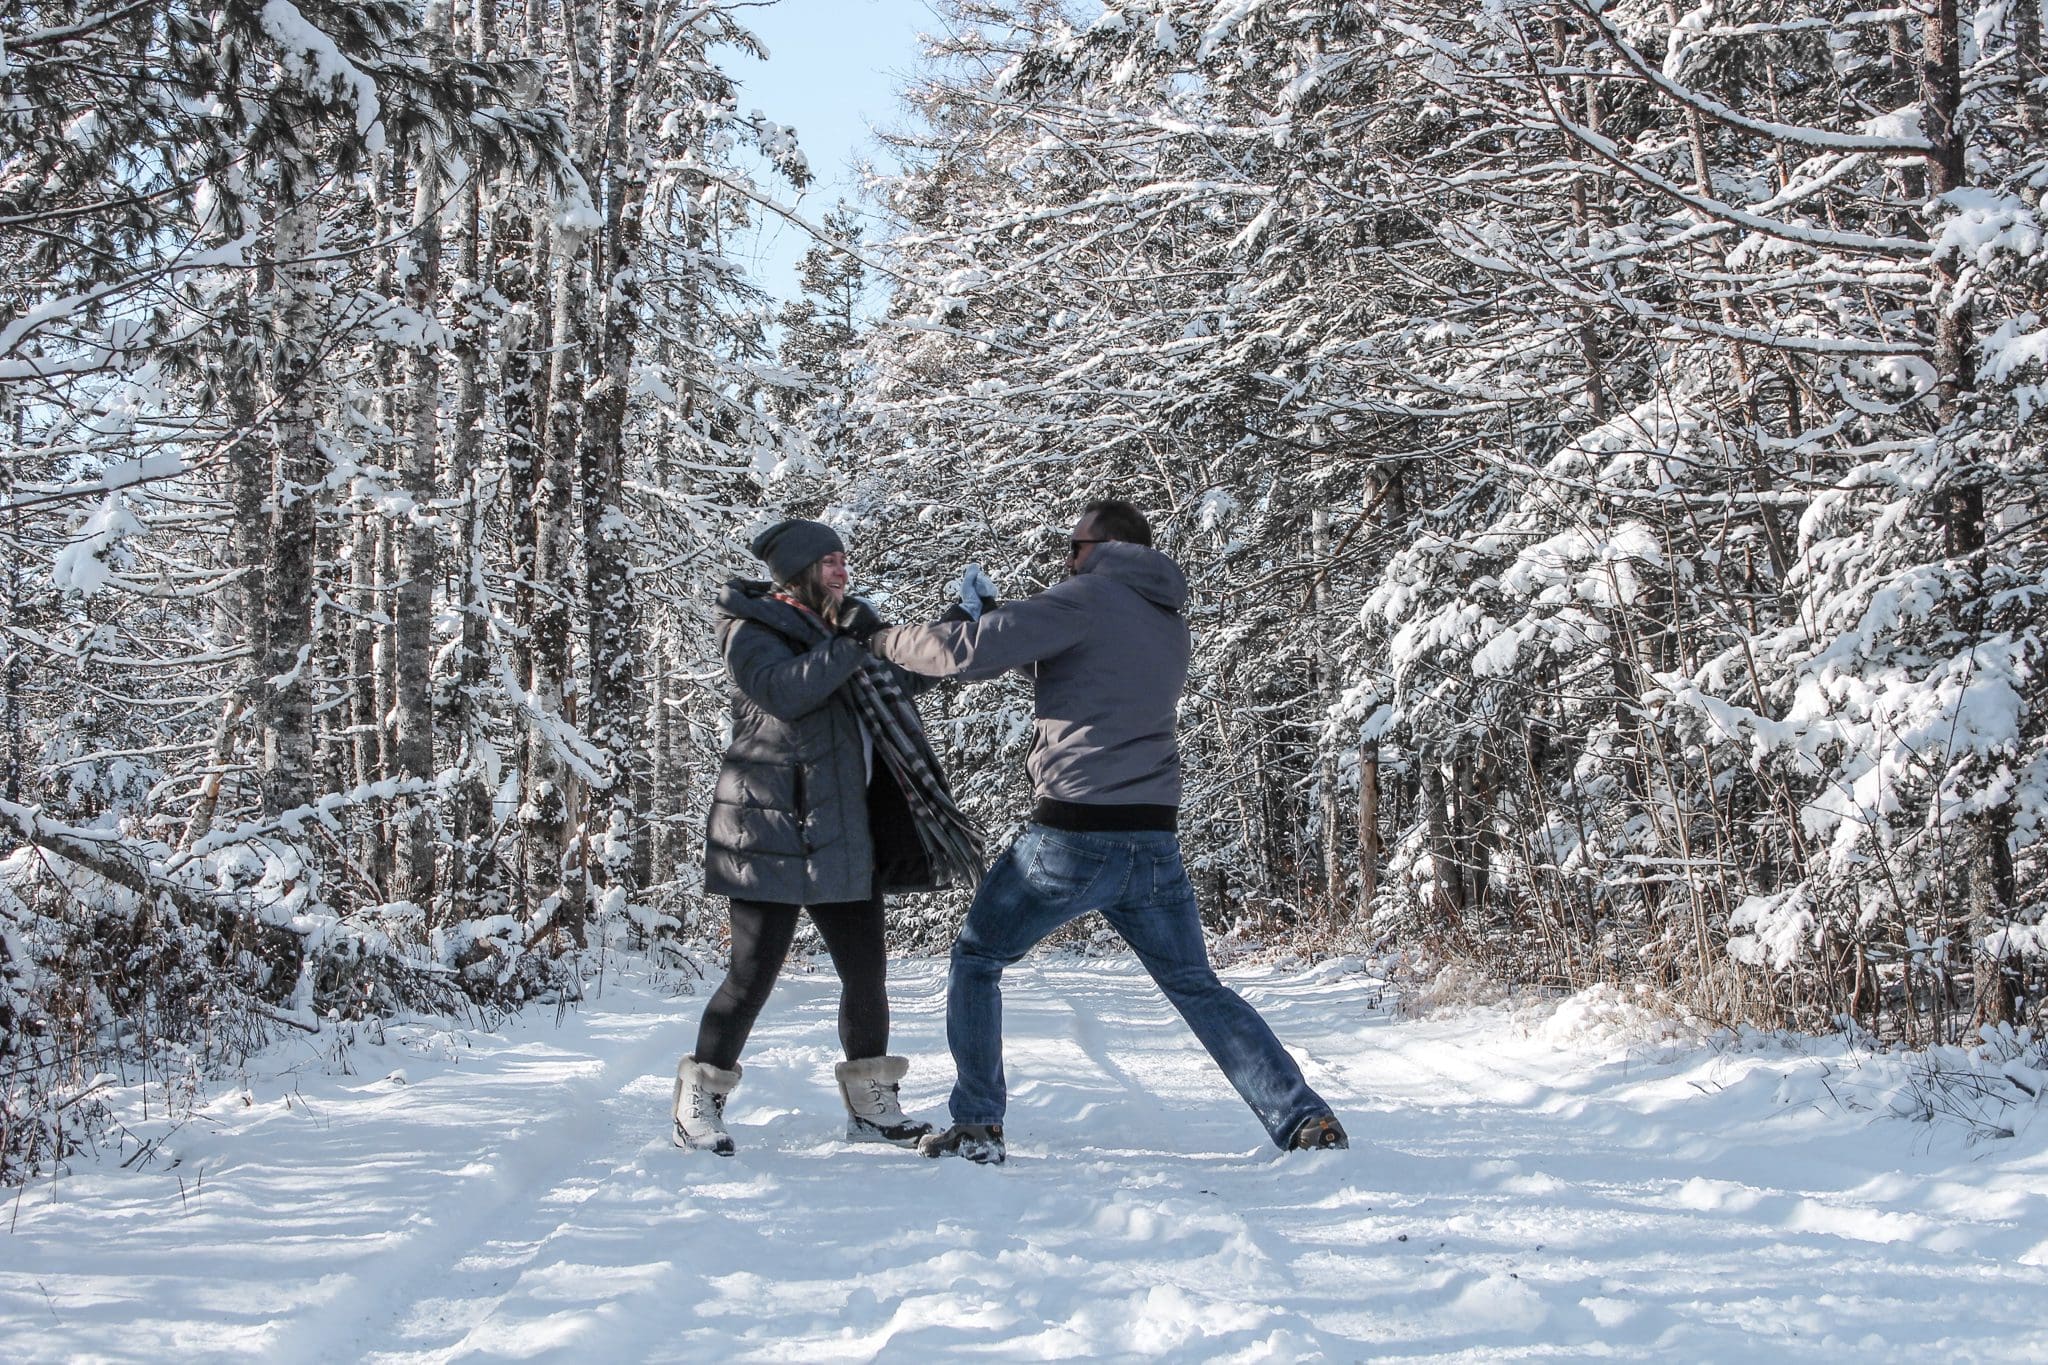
1290,1114,1349,1150
918,1122,1005,1164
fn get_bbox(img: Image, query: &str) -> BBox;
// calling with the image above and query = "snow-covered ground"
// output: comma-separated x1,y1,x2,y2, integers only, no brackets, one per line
3,952,2045,1362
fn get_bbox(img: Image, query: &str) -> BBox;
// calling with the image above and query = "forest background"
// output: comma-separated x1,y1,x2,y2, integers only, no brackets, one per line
2,0,2044,1181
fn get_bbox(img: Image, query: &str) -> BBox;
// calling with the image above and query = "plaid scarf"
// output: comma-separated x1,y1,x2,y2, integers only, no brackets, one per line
775,593,984,889
844,654,985,889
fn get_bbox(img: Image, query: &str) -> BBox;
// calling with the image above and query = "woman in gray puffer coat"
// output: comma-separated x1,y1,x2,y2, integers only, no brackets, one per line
672,519,946,1156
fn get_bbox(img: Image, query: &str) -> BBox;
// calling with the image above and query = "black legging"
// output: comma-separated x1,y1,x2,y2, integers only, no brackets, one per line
693,893,889,1071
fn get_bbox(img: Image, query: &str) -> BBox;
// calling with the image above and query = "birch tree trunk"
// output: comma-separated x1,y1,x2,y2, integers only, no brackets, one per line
202,283,269,846
499,187,544,719
1358,746,1379,917
446,169,493,916
259,190,322,818
646,629,680,884
528,237,587,942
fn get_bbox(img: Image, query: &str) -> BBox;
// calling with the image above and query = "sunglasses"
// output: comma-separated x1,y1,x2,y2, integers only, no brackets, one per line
1067,537,1107,557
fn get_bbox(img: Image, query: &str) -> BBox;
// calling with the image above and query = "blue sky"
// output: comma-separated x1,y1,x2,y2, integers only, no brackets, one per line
724,0,936,309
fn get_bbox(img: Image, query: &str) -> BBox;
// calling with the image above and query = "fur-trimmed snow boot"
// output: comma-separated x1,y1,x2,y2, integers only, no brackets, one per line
672,1055,741,1155
834,1054,934,1147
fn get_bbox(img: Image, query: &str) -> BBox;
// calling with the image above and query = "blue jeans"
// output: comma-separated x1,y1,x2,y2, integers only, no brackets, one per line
945,825,1329,1148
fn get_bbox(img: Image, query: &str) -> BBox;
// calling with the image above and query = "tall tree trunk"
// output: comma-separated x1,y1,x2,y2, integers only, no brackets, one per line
446,172,494,918
2015,0,2044,139
348,506,381,782
1422,759,1467,933
1310,507,1342,912
528,235,587,944
499,189,543,715
394,162,444,908
1358,744,1379,916
259,191,322,818
647,628,679,884
581,0,655,920
527,0,602,941
1918,0,2010,1031
202,283,268,845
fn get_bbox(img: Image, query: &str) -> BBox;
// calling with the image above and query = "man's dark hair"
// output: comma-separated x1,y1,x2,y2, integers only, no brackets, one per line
1081,498,1152,547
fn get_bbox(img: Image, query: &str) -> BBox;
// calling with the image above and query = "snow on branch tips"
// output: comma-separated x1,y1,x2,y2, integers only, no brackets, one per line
259,0,385,152
51,494,146,597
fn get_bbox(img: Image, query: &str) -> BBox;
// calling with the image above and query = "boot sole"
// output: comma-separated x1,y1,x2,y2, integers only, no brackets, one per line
673,1122,736,1156
845,1119,932,1148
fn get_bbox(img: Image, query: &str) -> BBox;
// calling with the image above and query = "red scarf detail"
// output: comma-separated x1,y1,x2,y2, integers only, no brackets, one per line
772,592,827,624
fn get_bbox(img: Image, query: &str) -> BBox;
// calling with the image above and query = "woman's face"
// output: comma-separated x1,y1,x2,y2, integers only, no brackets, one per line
815,551,849,606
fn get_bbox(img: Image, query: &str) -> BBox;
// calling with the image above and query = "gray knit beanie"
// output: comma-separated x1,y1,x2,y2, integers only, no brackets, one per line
750,518,844,584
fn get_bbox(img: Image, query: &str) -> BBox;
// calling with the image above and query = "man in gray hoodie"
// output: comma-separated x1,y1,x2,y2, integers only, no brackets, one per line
867,499,1346,1163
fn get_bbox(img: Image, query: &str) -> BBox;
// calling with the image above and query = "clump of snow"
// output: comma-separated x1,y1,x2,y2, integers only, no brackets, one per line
1987,922,2048,960
1196,491,1236,540
553,170,603,246
1196,0,1267,62
1980,312,2048,419
1934,188,2043,269
1535,982,1685,1049
51,494,145,596
1729,887,1816,969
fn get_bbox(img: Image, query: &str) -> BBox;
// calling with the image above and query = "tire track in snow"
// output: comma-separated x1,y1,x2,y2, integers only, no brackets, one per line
346,961,966,1362
266,995,691,1363
3,957,2046,1361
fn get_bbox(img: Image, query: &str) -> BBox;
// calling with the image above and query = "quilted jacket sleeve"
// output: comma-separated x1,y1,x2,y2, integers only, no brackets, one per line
724,621,867,721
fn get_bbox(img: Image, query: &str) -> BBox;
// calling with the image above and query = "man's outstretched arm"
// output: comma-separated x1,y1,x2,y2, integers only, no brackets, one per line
868,585,1089,681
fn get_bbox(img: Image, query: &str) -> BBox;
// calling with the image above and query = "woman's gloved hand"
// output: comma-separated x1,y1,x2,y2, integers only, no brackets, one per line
835,597,884,644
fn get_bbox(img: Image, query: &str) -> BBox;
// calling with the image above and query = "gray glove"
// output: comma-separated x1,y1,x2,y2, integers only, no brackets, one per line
954,563,1000,621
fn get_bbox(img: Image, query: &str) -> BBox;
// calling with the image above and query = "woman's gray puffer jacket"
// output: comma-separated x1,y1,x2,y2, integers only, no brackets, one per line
702,581,940,906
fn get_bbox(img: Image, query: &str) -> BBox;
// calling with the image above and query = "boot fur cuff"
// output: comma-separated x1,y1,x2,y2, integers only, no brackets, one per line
681,1056,743,1092
834,1054,909,1085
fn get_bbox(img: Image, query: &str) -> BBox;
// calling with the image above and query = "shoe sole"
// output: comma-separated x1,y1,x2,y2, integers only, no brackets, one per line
919,1142,1005,1164
1289,1116,1349,1151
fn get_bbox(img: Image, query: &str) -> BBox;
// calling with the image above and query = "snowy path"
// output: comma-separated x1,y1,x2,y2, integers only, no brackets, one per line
4,953,2046,1362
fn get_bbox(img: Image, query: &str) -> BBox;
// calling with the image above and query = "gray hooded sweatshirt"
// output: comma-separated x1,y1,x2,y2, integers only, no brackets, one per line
870,541,1191,808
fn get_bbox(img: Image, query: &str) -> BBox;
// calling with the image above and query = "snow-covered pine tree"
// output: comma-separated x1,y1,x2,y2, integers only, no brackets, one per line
845,0,2044,1034
853,0,1398,929
776,202,869,441
0,0,565,1173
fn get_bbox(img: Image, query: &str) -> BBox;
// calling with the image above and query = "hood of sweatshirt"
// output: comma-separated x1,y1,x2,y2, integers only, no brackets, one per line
1078,540,1188,612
